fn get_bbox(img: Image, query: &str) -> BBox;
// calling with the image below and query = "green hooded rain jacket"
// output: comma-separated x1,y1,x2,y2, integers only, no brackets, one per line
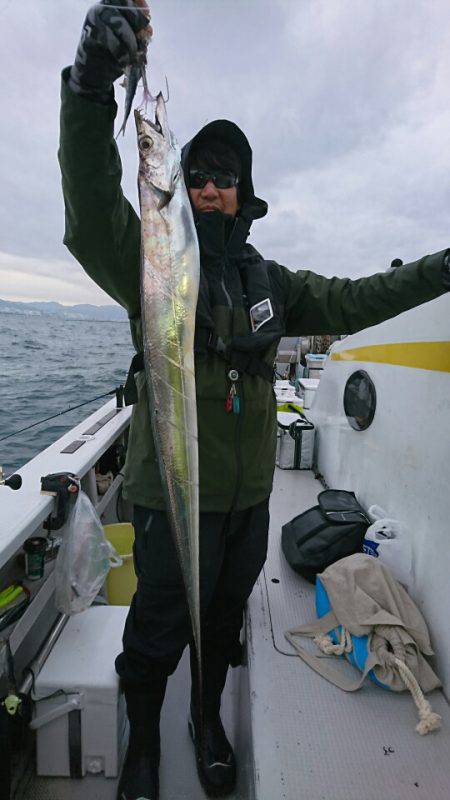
58,70,449,512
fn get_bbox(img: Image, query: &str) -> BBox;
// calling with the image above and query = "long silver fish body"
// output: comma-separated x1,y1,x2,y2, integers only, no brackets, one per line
134,99,201,665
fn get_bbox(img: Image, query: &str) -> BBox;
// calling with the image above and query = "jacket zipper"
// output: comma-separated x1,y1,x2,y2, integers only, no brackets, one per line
220,254,243,510
230,378,244,510
220,256,233,310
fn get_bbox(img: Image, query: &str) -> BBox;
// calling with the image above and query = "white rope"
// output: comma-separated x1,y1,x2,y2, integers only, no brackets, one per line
314,627,353,656
392,656,441,735
314,626,441,736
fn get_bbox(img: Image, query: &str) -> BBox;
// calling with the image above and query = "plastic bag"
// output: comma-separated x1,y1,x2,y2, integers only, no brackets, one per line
54,485,122,614
363,518,413,590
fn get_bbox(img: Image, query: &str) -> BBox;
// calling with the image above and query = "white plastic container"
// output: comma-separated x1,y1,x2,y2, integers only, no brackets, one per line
308,368,324,380
363,519,413,590
298,378,320,410
31,605,129,777
274,379,298,407
306,354,326,369
305,354,327,379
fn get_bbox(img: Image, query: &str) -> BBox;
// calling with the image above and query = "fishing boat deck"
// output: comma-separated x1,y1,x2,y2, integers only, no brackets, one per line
246,468,450,800
5,403,450,799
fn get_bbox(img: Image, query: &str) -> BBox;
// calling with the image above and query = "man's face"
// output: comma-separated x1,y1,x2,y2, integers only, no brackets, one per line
189,180,239,218
187,143,241,217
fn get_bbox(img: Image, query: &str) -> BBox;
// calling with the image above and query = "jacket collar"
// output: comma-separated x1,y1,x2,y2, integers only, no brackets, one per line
195,198,266,261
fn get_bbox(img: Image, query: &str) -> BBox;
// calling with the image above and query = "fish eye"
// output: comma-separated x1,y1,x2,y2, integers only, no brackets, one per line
139,136,154,151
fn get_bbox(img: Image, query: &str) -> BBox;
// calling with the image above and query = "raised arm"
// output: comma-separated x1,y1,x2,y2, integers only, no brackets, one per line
281,250,450,336
58,0,151,317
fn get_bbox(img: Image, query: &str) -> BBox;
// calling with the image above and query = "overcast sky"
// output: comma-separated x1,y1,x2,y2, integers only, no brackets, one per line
1,0,449,306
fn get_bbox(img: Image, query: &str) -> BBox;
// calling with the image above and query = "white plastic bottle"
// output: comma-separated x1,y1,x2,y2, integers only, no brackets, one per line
363,518,414,590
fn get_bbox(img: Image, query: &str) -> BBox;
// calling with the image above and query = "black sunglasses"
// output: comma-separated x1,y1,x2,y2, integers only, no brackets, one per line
188,169,239,190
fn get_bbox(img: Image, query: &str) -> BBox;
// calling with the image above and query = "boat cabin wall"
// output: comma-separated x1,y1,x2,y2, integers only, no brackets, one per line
309,294,450,698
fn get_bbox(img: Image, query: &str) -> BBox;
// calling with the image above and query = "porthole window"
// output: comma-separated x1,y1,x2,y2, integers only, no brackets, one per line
343,370,376,431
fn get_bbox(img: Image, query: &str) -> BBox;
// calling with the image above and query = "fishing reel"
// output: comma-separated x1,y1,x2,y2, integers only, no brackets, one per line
0,466,22,491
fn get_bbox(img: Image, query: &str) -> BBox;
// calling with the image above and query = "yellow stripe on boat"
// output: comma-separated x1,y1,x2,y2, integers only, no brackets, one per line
330,341,450,373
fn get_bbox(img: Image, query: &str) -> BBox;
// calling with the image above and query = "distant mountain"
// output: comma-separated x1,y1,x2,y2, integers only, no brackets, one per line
0,298,127,322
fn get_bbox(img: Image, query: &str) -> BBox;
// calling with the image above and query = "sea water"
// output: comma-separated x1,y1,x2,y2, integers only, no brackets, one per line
0,313,134,474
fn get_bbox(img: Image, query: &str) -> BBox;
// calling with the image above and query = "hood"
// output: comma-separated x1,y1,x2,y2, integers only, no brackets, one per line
181,119,268,227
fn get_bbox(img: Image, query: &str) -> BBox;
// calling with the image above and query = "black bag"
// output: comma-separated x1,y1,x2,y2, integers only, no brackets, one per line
281,490,370,583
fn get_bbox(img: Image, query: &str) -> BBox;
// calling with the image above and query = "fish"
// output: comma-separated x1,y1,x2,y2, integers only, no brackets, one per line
117,18,152,136
134,97,202,674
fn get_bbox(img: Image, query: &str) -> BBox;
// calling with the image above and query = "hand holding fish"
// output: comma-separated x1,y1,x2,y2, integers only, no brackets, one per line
69,0,152,104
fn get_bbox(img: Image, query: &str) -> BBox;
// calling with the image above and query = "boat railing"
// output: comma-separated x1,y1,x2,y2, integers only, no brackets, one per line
0,398,132,574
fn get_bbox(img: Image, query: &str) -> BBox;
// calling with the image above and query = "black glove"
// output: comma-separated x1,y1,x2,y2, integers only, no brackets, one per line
69,0,150,103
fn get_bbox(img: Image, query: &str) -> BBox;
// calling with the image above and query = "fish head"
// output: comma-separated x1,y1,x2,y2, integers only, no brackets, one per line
135,96,180,199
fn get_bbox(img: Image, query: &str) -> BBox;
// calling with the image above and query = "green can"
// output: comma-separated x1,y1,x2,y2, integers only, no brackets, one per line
23,537,47,581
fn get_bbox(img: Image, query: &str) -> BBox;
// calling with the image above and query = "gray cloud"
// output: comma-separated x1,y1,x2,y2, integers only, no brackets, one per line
0,0,449,303
0,251,113,304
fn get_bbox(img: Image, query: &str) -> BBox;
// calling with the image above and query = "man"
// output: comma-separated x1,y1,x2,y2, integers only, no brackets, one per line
59,3,450,799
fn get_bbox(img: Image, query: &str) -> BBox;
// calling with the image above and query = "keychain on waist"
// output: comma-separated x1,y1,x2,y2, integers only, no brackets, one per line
225,369,240,414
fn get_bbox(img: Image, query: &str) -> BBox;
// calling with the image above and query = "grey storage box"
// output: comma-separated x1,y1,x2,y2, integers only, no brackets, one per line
276,412,315,470
31,605,129,778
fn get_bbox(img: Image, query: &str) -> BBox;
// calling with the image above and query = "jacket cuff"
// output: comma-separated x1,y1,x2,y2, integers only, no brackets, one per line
442,250,450,290
418,247,450,293
61,66,117,119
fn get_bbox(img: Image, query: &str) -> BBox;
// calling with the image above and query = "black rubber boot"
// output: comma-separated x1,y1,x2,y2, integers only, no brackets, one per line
117,676,167,800
188,646,236,797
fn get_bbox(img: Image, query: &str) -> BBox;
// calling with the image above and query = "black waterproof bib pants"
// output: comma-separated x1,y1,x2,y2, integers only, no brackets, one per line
115,499,270,685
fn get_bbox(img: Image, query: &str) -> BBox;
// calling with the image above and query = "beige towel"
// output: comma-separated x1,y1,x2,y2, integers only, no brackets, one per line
285,554,441,733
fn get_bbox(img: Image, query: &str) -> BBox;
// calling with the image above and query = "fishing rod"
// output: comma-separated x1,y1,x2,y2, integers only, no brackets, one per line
94,4,141,7
92,3,149,9
0,389,119,445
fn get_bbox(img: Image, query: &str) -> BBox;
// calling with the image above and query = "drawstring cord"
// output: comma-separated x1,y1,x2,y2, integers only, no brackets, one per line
313,625,441,735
